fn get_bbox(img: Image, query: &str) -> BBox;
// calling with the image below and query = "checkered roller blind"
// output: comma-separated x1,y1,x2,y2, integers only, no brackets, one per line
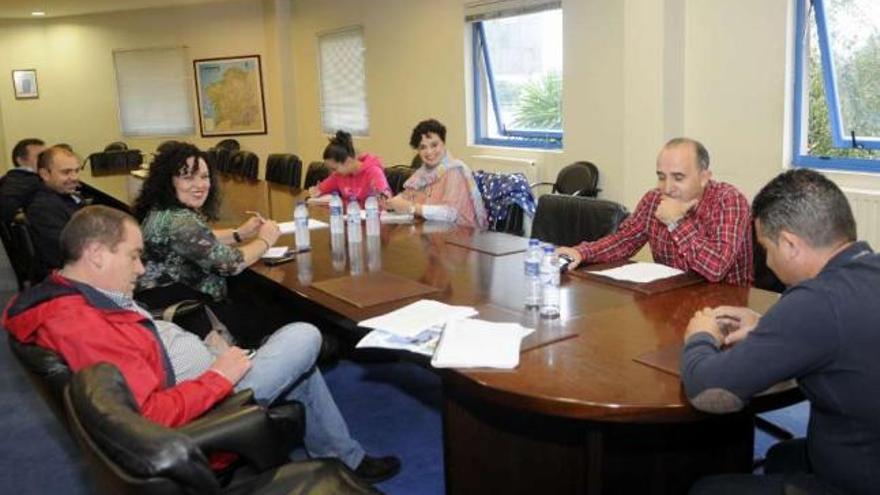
113,47,194,136
319,27,369,136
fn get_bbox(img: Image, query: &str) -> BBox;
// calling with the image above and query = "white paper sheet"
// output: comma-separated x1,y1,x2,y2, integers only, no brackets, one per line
278,219,329,234
355,326,443,356
358,299,478,339
353,210,414,223
589,262,684,284
431,319,529,369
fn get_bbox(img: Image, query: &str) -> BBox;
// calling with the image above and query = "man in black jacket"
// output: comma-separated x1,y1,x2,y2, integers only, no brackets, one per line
0,138,45,223
27,145,84,270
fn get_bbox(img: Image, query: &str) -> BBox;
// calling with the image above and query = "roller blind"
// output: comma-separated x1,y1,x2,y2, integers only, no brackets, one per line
114,47,194,136
318,27,369,136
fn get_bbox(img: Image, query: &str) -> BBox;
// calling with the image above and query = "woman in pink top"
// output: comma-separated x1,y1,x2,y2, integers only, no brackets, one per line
308,130,391,203
385,119,488,229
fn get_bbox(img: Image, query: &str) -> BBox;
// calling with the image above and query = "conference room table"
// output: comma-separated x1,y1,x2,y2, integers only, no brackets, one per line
201,176,803,494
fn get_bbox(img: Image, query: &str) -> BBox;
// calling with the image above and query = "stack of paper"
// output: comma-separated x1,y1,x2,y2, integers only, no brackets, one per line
355,324,444,357
278,219,329,234
590,262,683,283
359,299,477,338
431,319,533,369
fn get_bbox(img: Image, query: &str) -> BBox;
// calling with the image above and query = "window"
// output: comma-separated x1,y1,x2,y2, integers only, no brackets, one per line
113,47,194,136
318,27,369,136
793,0,880,171
469,2,562,149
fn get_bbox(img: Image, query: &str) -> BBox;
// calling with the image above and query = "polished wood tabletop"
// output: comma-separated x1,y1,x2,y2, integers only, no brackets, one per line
213,177,793,425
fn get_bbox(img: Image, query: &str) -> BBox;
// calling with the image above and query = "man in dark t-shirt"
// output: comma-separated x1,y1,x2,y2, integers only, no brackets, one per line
682,169,880,495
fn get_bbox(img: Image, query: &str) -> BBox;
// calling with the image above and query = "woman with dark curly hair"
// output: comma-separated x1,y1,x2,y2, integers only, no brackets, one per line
133,141,280,306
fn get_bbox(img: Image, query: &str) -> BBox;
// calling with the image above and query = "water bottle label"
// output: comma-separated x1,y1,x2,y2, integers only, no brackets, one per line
525,262,540,277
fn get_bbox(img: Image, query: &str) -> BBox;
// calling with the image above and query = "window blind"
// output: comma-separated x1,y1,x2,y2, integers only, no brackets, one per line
318,27,369,136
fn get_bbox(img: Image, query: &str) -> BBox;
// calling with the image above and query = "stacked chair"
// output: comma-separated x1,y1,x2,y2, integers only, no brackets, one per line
531,161,601,198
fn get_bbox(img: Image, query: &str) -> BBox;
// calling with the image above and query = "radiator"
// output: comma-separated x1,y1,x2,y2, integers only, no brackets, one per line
842,188,880,247
470,154,538,183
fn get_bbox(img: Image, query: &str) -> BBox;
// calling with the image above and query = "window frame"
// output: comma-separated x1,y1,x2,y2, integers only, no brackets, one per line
471,15,563,150
792,0,880,172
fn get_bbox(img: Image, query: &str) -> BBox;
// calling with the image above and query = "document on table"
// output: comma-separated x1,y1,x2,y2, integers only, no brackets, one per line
431,319,534,369
589,262,684,284
358,299,478,339
356,325,444,357
355,210,415,223
278,219,329,234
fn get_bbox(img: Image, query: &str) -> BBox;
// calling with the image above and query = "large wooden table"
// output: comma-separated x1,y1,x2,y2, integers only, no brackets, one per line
208,177,801,494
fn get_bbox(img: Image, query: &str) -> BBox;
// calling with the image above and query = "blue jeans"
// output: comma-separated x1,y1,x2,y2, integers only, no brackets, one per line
235,322,365,469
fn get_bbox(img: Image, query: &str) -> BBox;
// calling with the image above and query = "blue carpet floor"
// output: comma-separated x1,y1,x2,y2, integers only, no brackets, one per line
0,325,808,494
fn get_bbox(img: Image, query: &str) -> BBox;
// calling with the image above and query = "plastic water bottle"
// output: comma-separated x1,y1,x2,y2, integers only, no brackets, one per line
349,240,364,276
330,232,346,271
366,234,382,272
524,238,542,308
329,192,344,235
293,201,310,251
365,195,380,237
539,245,560,319
347,196,362,243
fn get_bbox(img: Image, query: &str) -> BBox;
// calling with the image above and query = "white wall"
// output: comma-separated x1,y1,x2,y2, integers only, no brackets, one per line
0,0,877,211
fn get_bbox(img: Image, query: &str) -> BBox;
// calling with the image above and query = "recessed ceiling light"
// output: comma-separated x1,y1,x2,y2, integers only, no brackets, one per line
31,11,46,16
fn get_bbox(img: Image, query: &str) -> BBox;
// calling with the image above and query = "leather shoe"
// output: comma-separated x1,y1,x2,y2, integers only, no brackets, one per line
354,455,401,483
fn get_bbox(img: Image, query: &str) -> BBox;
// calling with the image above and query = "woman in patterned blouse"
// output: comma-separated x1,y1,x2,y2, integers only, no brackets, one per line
132,142,281,340
385,119,488,229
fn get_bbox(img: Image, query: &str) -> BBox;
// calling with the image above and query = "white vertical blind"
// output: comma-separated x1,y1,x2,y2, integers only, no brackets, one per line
114,47,195,136
318,27,369,136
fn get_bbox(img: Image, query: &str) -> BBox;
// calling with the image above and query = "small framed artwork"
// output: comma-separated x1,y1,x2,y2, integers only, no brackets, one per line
12,69,38,99
193,55,267,137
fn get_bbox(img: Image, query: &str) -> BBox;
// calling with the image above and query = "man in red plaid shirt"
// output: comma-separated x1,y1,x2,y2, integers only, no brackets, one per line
557,138,753,286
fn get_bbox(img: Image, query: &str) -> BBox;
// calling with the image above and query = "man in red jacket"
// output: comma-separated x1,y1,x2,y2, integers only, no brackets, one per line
3,205,399,483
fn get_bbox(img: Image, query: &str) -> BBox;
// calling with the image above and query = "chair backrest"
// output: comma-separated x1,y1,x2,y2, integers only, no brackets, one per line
384,165,415,195
10,211,46,288
215,139,240,152
752,227,785,293
554,161,600,197
7,334,73,426
104,141,128,152
266,153,303,187
531,194,629,247
88,150,144,177
303,161,331,189
230,151,259,180
410,154,423,169
65,363,220,495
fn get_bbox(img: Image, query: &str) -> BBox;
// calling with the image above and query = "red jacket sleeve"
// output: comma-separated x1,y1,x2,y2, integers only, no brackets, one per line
36,309,232,428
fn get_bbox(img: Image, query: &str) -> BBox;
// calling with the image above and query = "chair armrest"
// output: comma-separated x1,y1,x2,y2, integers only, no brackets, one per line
178,404,292,471
208,389,254,414
529,181,555,190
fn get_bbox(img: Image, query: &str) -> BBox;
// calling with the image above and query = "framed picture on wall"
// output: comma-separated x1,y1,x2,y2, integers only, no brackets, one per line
11,69,38,99
193,55,267,136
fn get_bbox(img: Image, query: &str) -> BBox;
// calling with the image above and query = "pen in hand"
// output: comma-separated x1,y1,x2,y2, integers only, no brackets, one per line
245,210,266,222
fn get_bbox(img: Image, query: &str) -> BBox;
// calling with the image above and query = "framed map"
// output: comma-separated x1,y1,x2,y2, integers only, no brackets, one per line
193,55,267,136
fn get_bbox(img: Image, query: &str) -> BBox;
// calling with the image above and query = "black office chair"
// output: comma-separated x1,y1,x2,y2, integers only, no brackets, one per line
64,363,377,495
266,154,303,187
410,155,422,169
88,149,144,177
104,141,129,152
303,161,331,189
530,194,628,246
384,165,415,195
230,151,260,181
216,139,241,152
7,335,72,425
531,161,601,197
9,211,46,289
206,148,234,175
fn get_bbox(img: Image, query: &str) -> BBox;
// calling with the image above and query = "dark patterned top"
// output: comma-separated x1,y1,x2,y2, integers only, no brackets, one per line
138,207,243,300
473,171,537,228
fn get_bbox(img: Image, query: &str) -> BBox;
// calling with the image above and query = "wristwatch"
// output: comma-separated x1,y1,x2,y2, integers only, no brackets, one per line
233,230,242,243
